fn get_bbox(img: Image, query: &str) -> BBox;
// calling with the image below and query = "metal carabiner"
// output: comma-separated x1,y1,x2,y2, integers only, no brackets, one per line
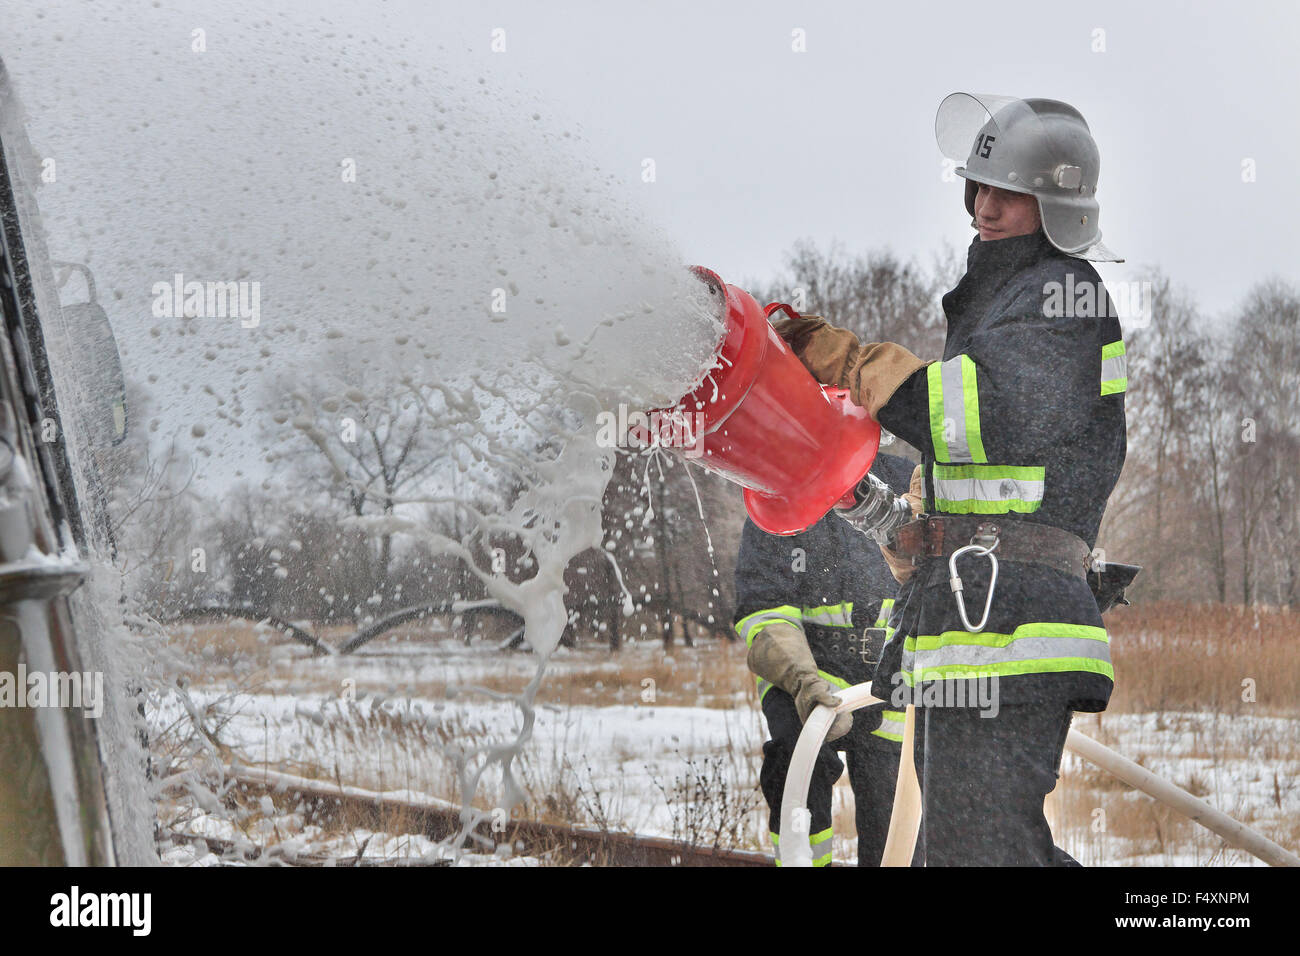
949,539,999,633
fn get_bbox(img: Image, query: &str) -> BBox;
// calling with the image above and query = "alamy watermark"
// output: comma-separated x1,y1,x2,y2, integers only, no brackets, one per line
595,403,706,459
1043,275,1152,326
151,273,260,328
890,671,1000,718
50,886,150,936
0,665,103,718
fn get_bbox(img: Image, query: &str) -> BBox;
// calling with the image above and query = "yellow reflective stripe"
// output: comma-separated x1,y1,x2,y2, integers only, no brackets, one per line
801,602,854,627
874,598,896,629
932,463,1044,515
927,362,950,462
771,830,832,866
960,356,987,463
900,623,1112,684
928,355,987,464
936,497,1043,515
872,708,905,742
735,605,802,647
904,657,1115,683
1101,339,1127,395
812,827,833,867
908,622,1107,651
754,675,774,702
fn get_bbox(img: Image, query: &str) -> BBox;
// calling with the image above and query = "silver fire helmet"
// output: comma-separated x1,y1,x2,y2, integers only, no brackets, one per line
935,92,1122,263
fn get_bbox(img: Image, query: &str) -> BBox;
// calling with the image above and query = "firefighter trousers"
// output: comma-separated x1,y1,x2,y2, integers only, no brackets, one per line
913,703,1080,866
759,689,900,866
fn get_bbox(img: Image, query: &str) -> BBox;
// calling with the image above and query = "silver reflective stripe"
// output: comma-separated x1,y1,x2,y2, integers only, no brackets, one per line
932,463,1045,515
872,709,905,742
811,827,833,866
881,598,899,647
913,635,1111,672
901,623,1114,684
1100,352,1126,384
873,598,896,629
772,829,831,866
1101,340,1127,395
928,355,987,464
735,605,802,646
802,603,854,628
755,676,774,702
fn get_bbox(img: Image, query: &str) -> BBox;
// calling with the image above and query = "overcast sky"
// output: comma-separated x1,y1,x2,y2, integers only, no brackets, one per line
11,0,1299,321
444,0,1300,321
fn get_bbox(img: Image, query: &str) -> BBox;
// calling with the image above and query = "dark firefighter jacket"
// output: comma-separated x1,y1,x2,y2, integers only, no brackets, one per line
734,451,916,741
790,231,1127,713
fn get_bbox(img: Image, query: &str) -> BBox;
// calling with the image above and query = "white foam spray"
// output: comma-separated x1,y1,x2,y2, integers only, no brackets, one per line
3,0,725,856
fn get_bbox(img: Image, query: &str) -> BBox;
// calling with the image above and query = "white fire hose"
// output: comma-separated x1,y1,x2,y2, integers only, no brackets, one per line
778,682,1300,868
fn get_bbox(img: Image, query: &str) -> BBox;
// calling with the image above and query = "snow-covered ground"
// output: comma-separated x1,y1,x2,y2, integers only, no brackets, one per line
153,678,769,863
1053,710,1300,866
154,634,1300,866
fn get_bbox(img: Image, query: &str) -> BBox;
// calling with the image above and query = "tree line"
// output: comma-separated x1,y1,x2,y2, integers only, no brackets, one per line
105,240,1300,647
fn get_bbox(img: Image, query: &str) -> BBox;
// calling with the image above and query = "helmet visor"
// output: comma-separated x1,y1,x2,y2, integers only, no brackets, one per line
936,92,1068,189
936,92,1023,162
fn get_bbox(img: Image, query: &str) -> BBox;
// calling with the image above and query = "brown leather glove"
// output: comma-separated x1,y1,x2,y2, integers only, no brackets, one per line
747,621,853,741
770,312,928,419
880,463,925,584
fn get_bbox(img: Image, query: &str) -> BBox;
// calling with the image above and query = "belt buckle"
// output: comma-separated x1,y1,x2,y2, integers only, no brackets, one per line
860,626,886,664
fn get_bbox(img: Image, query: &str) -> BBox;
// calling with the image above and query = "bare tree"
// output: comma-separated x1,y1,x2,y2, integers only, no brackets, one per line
1223,279,1300,604
1115,274,1213,598
263,355,446,600
751,239,950,360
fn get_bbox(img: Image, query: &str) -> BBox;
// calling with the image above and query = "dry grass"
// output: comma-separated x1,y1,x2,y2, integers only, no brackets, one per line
165,618,755,710
1106,602,1300,715
159,602,1300,865
171,601,1300,716
520,644,752,710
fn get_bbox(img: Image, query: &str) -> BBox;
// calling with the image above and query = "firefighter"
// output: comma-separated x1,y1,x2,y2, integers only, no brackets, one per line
770,94,1127,865
735,450,915,866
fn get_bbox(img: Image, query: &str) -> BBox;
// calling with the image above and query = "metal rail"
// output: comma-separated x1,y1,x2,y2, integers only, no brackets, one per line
176,766,774,867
